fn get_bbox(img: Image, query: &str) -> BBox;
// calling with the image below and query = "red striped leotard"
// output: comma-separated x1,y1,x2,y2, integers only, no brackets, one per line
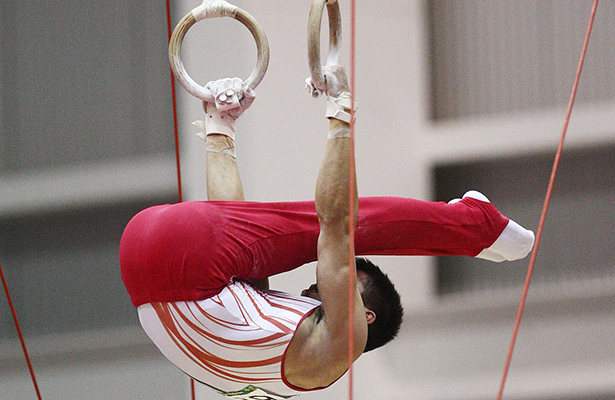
138,281,321,398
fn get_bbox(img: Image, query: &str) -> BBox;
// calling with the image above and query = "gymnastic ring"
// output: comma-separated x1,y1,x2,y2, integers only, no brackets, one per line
168,0,270,100
307,0,342,98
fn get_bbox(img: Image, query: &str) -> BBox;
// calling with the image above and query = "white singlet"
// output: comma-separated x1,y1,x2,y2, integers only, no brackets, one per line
138,281,322,399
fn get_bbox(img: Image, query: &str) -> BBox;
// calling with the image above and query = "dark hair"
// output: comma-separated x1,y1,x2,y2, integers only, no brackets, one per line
355,257,404,352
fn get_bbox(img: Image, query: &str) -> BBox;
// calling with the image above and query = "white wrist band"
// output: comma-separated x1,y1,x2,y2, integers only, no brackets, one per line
206,110,236,138
328,125,351,139
326,91,355,123
206,143,237,158
192,110,236,140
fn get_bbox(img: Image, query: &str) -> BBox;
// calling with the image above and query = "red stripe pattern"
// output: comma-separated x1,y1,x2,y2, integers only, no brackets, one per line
138,281,320,396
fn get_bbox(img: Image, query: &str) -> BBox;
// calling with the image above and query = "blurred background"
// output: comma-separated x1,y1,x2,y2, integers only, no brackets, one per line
1,0,614,399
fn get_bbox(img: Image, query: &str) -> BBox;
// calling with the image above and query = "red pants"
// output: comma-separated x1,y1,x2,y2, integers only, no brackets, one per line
120,196,508,307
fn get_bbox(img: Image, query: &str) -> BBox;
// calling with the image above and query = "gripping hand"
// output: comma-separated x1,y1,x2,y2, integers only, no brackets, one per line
194,77,256,140
202,77,255,118
306,66,354,123
322,66,354,123
322,65,350,98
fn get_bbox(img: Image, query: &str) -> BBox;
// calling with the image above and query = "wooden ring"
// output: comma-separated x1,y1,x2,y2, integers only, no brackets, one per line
307,0,342,95
168,3,269,100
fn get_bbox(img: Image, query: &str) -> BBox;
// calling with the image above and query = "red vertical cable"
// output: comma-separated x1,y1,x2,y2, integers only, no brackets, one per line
166,0,184,203
496,1,599,399
165,0,191,398
347,1,357,400
1,262,43,400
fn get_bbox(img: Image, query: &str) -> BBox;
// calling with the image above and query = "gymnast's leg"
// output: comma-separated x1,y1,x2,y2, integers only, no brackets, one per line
352,194,534,262
448,191,535,262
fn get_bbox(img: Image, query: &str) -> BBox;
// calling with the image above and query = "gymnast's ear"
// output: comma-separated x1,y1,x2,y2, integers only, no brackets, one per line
365,308,376,325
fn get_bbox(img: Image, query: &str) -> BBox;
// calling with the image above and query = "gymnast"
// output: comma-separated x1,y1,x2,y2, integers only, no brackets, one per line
119,66,534,399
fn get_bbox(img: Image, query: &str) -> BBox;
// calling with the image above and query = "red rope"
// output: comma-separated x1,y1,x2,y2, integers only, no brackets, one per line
347,1,357,400
496,1,599,398
166,0,184,203
165,1,191,397
0,261,43,400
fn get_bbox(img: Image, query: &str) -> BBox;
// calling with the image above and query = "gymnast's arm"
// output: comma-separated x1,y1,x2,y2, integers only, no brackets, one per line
284,120,367,389
313,69,366,371
285,67,367,388
313,116,367,369
205,134,245,201
200,78,269,290
201,78,252,201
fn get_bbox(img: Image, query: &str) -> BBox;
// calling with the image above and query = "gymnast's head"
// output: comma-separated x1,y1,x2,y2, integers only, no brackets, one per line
302,257,404,353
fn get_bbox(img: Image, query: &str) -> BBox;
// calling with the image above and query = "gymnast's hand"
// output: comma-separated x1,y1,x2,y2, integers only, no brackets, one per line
305,65,350,99
193,77,255,140
202,77,256,119
322,65,350,98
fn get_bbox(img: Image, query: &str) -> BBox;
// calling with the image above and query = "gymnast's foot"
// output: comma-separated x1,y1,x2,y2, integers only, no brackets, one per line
451,191,535,262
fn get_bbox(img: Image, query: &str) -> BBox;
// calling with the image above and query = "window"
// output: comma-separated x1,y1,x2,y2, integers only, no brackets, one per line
0,0,174,173
429,0,615,121
0,197,176,339
435,144,615,296
0,0,179,338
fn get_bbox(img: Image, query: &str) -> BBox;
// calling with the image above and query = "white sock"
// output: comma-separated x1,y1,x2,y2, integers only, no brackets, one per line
476,219,535,262
449,191,535,262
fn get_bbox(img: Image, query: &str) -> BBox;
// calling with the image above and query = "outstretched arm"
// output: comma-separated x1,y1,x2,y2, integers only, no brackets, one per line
285,66,367,388
314,67,366,366
314,116,366,356
194,77,254,201
196,78,268,290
